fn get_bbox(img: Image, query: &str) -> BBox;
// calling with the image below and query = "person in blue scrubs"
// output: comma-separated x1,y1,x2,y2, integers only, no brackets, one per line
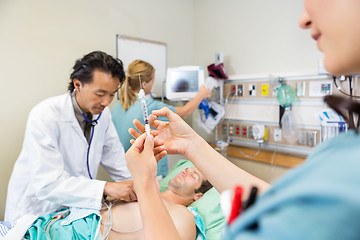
124,0,360,239
111,60,210,178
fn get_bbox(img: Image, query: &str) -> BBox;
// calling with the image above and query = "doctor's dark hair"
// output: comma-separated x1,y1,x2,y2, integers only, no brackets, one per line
68,51,125,92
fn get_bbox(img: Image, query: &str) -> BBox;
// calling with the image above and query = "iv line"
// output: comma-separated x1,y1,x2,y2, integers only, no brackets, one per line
101,200,143,237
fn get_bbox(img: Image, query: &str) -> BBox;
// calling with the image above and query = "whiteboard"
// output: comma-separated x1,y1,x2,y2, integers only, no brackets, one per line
116,34,167,98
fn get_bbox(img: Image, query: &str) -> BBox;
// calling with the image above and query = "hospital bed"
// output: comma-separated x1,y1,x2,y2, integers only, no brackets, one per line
1,160,225,240
159,160,226,240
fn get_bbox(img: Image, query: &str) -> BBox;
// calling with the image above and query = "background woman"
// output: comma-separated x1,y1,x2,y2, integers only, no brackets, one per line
112,60,210,177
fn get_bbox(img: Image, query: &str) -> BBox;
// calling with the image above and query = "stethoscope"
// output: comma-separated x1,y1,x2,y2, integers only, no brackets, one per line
82,112,102,179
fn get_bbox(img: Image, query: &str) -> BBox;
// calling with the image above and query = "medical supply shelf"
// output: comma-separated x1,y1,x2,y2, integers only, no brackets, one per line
226,145,306,168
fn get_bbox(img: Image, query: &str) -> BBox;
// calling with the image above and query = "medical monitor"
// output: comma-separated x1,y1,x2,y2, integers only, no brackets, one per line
166,66,205,100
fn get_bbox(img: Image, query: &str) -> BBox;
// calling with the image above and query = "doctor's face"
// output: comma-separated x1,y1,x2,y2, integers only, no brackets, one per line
74,69,120,115
299,0,360,75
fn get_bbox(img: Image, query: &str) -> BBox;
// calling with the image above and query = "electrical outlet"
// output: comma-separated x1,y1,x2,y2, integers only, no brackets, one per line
263,126,268,140
249,84,256,96
248,126,253,139
298,131,307,145
228,124,234,136
296,82,306,97
241,125,248,138
272,85,279,97
222,123,228,136
261,84,269,96
235,125,240,136
230,85,237,97
273,128,282,142
237,84,243,96
307,131,317,146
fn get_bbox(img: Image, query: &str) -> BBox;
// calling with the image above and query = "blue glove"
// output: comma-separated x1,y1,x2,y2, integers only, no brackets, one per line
199,99,210,119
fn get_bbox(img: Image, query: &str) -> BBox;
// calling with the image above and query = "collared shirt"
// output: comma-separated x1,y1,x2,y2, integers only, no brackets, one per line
70,91,92,143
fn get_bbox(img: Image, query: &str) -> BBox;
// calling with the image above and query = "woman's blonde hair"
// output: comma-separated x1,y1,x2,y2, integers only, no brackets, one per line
119,60,155,111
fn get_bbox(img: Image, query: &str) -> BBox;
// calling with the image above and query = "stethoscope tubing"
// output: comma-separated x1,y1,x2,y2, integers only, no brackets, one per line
82,112,102,179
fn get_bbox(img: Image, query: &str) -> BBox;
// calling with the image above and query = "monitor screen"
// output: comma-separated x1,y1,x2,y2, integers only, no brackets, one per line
166,66,204,100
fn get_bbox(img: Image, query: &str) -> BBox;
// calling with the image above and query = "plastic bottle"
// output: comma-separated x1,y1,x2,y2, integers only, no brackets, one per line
281,107,299,143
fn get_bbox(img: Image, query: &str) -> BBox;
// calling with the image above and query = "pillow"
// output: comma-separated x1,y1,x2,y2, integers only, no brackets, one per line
159,160,226,240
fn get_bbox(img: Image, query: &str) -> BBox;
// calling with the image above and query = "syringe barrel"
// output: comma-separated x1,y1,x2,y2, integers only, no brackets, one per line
141,99,149,122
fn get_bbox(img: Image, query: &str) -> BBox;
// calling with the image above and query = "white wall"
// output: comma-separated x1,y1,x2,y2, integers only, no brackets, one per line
191,0,322,143
193,0,319,77
0,0,194,220
0,0,320,220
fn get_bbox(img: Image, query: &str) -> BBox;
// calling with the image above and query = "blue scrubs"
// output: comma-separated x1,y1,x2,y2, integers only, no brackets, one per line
223,130,360,240
111,96,176,177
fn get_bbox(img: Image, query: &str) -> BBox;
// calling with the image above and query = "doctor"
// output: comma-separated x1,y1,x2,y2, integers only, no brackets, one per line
5,51,136,221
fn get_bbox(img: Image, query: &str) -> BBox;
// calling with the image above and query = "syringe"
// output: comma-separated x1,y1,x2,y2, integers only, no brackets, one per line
138,76,151,136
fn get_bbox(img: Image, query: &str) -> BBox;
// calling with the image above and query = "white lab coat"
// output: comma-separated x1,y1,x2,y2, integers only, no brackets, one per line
5,93,132,221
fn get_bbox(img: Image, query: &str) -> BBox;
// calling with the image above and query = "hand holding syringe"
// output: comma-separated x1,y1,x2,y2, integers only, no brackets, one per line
138,76,151,136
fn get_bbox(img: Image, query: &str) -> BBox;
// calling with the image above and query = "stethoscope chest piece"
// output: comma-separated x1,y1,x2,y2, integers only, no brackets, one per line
91,120,98,126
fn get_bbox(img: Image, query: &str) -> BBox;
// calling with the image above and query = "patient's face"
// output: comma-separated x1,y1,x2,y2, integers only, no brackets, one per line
168,167,206,198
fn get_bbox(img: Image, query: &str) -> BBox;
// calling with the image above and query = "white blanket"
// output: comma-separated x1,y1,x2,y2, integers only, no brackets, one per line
4,214,38,240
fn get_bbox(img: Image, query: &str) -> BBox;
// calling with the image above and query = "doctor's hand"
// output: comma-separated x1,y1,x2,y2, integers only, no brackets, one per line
104,180,137,202
125,133,159,191
129,107,198,157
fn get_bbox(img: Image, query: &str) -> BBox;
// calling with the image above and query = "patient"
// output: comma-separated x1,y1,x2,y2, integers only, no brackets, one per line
100,167,212,240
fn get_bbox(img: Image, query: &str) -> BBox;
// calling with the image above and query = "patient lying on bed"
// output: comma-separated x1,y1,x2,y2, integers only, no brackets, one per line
100,167,212,240
7,167,212,239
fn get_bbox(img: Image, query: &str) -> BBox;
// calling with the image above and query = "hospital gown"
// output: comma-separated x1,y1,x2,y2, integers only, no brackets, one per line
23,206,206,239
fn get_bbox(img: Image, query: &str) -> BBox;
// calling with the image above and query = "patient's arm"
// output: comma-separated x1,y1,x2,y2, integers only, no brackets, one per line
164,201,196,240
125,133,181,240
184,129,270,198
136,176,182,240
